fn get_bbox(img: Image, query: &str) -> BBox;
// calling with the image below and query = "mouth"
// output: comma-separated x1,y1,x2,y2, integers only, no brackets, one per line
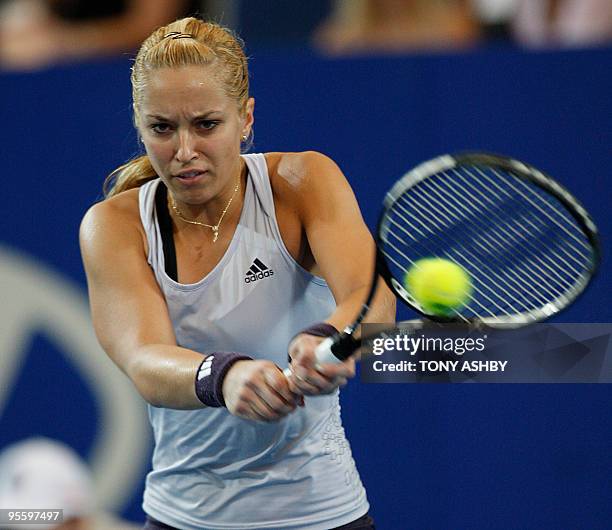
173,169,208,182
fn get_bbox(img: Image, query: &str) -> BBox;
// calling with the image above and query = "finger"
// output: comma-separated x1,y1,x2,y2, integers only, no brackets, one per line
249,380,295,416
247,385,290,421
315,366,353,381
298,362,353,393
314,361,356,380
247,400,281,422
288,370,322,396
263,371,301,411
265,369,301,405
293,366,338,393
255,369,299,413
320,377,347,392
232,388,276,422
286,375,299,395
284,378,306,405
317,374,348,393
290,339,320,369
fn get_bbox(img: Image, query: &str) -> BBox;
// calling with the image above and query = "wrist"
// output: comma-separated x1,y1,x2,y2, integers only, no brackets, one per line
297,322,339,338
288,322,339,363
195,352,252,407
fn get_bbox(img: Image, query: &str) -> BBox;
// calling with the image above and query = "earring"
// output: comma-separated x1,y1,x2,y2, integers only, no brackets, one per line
241,133,248,142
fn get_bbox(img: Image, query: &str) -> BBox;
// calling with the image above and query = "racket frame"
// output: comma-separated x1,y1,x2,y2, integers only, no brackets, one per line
379,152,601,326
312,152,601,364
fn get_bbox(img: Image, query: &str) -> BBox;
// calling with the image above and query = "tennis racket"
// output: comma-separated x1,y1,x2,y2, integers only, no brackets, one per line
299,152,601,368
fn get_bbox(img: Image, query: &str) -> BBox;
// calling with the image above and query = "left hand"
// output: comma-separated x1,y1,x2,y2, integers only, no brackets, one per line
286,334,356,396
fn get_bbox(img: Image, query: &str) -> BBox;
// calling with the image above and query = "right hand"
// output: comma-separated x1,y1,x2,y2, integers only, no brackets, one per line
286,334,355,396
222,360,302,422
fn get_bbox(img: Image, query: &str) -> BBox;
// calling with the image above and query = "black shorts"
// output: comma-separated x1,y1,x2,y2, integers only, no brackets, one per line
144,512,375,529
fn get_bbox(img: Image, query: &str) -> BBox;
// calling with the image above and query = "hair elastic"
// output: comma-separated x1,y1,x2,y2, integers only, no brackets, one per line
163,31,194,40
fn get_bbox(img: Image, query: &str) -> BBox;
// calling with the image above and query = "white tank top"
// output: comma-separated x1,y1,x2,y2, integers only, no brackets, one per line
139,153,369,530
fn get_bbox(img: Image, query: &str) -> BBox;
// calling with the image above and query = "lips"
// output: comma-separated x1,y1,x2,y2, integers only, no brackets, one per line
173,169,207,181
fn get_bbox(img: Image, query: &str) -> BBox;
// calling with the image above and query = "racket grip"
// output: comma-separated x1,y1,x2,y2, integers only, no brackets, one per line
283,333,359,377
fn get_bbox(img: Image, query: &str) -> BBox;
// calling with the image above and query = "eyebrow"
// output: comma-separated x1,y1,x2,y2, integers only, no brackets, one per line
145,111,223,121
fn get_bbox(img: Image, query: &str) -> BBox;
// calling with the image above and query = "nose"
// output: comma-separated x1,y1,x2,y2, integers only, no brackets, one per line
175,130,198,163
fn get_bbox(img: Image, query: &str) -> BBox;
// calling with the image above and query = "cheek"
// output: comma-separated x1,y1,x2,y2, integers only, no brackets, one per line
207,131,241,160
144,141,173,167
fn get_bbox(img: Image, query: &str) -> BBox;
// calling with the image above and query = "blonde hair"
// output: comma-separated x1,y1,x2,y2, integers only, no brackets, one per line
104,18,250,198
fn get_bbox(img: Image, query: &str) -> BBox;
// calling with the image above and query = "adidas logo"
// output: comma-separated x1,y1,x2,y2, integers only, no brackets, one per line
197,355,214,381
244,258,274,283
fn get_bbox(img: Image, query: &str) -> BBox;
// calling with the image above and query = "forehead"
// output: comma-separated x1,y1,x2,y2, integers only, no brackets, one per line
140,65,232,114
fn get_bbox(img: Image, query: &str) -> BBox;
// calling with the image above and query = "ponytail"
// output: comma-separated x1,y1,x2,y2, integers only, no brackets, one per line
103,155,157,198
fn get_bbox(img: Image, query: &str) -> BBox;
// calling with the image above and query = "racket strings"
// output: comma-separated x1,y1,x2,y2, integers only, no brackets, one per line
386,199,546,316
380,235,471,321
380,165,595,320
465,168,593,289
489,167,592,253
422,176,572,291
416,176,555,277
384,210,558,320
383,210,525,317
508,216,582,288
435,170,585,291
480,167,592,255
446,167,590,263
397,184,563,307
402,182,586,306
450,167,588,268
515,214,587,272
416,171,589,309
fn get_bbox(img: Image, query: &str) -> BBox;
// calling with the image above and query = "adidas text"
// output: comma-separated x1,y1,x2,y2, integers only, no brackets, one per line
244,258,274,283
245,269,274,283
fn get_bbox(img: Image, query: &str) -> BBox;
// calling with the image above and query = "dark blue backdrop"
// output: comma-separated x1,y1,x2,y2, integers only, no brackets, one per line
1,45,610,529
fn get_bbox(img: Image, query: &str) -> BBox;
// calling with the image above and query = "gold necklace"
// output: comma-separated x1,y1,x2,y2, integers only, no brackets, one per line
170,176,240,243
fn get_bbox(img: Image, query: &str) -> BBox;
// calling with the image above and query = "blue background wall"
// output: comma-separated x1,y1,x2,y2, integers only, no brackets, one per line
1,45,610,529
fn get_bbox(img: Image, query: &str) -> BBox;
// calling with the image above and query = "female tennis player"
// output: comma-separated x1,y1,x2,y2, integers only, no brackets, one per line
79,17,394,530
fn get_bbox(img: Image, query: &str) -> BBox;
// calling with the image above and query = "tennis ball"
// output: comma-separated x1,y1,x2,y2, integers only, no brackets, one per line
404,258,472,317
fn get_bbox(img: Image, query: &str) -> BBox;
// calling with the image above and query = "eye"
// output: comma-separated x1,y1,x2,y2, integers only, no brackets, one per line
150,123,171,134
197,120,220,130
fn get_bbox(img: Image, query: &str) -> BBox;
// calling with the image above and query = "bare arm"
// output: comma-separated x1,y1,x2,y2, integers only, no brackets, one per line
280,151,396,331
299,155,395,330
80,196,204,409
80,194,297,418
278,152,396,393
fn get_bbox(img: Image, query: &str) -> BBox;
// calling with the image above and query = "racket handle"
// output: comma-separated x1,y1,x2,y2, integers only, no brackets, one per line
283,332,359,377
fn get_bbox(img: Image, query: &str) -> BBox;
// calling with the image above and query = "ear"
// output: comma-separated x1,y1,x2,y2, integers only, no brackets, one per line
242,97,255,136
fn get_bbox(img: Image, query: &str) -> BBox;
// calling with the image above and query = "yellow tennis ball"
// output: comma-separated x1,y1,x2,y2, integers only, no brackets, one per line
404,258,472,316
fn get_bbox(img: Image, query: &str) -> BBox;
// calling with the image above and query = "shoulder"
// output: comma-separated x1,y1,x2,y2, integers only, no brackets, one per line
80,188,142,235
264,151,350,212
80,188,147,259
265,151,344,188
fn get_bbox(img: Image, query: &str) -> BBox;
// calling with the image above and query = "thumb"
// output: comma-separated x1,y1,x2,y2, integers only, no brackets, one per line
293,342,319,369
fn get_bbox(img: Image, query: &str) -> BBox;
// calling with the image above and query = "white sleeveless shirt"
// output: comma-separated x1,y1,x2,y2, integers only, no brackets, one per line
139,154,369,530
